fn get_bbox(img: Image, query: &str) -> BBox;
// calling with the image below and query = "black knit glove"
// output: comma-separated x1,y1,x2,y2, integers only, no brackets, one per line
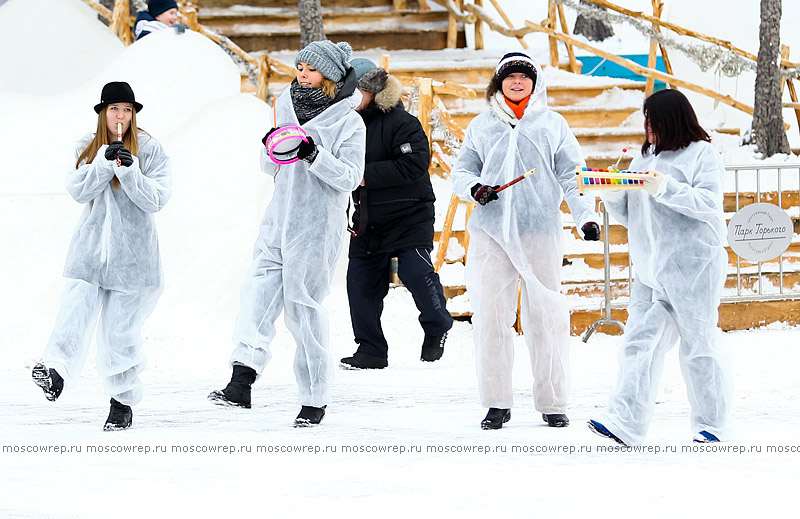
117,148,133,167
297,136,318,164
471,183,500,206
104,141,124,161
582,222,600,241
261,128,278,146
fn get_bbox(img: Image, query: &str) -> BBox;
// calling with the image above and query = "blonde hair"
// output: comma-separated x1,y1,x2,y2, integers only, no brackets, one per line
321,77,339,98
76,106,140,189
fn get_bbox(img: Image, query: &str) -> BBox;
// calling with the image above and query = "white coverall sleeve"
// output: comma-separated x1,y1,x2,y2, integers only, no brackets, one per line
653,146,724,223
451,124,484,201
115,147,172,213
599,190,630,228
66,145,116,203
553,123,598,229
306,127,366,193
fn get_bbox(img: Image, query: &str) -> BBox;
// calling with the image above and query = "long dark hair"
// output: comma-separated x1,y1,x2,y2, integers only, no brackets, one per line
642,89,709,155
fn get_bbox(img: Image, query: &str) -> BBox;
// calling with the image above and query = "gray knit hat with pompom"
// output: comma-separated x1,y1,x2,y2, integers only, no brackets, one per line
295,40,353,82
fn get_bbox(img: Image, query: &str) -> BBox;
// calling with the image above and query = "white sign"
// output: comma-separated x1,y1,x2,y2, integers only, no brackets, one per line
727,203,794,263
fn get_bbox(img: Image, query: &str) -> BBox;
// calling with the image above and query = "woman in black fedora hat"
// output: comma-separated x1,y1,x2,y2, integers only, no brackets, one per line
32,81,172,432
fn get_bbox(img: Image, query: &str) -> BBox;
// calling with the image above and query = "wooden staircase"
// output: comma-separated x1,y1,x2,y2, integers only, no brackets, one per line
195,0,465,52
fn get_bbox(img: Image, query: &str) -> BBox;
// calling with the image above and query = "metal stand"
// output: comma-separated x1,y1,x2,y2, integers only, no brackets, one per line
582,203,626,342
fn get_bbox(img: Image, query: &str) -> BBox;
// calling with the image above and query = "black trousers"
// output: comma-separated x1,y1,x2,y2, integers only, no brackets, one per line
347,247,454,358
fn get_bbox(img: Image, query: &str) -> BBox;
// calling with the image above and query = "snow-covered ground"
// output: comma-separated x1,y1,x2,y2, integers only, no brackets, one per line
1,1,798,517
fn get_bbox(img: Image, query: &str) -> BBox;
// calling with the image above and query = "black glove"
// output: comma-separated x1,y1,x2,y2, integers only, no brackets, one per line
104,141,124,161
116,147,133,167
471,183,500,206
261,127,278,145
582,221,600,241
297,136,318,164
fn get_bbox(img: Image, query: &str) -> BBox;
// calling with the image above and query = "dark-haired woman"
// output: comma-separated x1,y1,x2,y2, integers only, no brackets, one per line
32,82,171,431
452,52,600,430
588,89,731,446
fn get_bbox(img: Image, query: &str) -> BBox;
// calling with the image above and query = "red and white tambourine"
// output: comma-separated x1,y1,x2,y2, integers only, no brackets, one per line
265,125,308,165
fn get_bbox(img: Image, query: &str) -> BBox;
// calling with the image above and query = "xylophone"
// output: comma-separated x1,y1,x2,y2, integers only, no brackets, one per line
576,166,651,196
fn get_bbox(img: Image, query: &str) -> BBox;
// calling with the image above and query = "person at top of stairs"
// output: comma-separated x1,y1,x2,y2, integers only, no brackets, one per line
339,58,453,370
134,0,180,41
588,89,732,446
208,40,366,428
451,52,601,430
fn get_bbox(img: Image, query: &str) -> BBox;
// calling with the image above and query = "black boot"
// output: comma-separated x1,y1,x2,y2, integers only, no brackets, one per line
542,413,570,427
481,408,511,430
420,332,447,362
208,364,257,408
103,398,132,431
32,363,64,402
294,405,326,427
340,351,388,370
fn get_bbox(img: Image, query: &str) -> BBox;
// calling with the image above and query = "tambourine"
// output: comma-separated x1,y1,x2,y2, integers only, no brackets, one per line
265,125,308,165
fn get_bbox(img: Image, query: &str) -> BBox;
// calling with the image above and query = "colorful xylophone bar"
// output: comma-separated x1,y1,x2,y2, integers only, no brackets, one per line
575,166,650,196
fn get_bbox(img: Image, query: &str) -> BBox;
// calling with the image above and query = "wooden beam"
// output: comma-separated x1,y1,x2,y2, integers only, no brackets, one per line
547,1,559,68
645,0,663,96
380,53,390,71
474,0,484,50
418,78,434,151
556,2,580,74
525,19,755,116
487,0,528,49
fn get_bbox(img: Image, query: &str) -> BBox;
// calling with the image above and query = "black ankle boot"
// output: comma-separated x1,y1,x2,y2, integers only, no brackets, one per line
104,398,133,431
420,332,447,362
542,413,570,427
208,364,257,408
481,408,511,430
32,363,64,402
294,405,326,427
340,351,388,370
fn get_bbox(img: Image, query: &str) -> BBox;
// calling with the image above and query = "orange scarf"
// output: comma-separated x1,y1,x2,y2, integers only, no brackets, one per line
504,95,530,120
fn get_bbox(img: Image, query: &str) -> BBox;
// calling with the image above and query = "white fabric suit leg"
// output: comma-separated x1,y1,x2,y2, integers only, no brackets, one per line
465,231,521,409
602,279,680,445
42,279,104,388
666,259,732,441
230,249,283,374
283,260,335,407
517,235,571,414
96,284,162,406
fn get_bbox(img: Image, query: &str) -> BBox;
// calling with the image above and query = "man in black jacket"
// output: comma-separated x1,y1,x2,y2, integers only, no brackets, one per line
341,59,453,369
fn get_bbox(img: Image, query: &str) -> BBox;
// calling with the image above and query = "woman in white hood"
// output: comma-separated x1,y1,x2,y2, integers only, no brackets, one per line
588,89,731,446
452,52,600,430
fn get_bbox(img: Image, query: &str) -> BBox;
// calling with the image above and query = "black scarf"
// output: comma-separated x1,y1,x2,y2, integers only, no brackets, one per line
290,79,344,124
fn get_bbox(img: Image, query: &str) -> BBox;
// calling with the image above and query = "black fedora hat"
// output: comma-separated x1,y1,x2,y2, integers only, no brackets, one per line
94,81,144,114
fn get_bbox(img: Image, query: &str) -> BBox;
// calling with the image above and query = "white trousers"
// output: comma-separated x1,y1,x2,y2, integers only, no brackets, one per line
465,231,570,413
42,278,162,406
602,278,732,445
230,247,335,407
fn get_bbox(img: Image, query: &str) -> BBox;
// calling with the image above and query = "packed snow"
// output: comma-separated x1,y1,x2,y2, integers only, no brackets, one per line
0,1,798,518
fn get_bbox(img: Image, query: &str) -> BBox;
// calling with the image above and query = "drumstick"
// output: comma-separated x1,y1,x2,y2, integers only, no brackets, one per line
494,168,536,192
611,148,627,170
116,123,122,166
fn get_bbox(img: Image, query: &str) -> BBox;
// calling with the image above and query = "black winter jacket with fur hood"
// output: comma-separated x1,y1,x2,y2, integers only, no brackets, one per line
349,74,435,258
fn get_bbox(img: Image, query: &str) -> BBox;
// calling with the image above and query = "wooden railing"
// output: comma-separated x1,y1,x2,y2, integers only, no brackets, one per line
426,0,800,136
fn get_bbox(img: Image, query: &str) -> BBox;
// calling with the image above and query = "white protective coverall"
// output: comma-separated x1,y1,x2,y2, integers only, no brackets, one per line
43,132,171,406
599,140,731,445
451,60,598,413
229,84,365,407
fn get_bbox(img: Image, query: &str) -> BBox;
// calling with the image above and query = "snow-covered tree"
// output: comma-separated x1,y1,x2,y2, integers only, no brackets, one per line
752,0,790,156
298,0,325,48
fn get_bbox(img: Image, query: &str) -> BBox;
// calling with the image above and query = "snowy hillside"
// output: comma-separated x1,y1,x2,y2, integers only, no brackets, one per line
0,1,798,518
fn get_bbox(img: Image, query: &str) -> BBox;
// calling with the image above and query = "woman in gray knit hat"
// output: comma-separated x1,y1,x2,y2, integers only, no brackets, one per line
209,40,366,428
